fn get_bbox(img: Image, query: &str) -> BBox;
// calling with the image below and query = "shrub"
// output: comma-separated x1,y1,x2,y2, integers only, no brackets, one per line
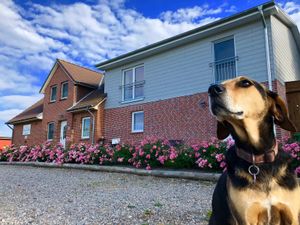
0,137,299,175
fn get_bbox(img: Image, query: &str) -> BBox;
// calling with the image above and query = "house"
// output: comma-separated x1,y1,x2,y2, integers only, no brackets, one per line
6,59,106,147
0,137,11,149
95,1,300,144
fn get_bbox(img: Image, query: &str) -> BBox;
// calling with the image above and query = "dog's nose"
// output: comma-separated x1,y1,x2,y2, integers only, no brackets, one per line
208,84,225,96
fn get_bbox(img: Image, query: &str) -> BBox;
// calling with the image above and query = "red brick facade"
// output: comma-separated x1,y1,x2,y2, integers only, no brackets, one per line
104,92,217,145
104,79,291,145
12,121,44,146
11,63,105,147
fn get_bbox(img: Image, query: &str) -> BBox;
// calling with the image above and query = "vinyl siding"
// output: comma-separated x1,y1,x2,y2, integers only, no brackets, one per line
104,21,268,109
270,16,300,83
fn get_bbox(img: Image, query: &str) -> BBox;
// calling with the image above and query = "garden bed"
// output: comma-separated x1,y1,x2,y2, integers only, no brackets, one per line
0,136,299,176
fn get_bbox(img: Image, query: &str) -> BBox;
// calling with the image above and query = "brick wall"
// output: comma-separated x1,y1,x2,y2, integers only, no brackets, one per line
42,66,75,143
71,106,104,144
104,79,292,145
272,79,291,140
12,121,43,146
104,92,217,145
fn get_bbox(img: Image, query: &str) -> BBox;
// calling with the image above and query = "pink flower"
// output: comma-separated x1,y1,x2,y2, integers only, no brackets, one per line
146,154,151,159
146,164,151,170
117,157,124,163
215,153,224,162
295,166,300,176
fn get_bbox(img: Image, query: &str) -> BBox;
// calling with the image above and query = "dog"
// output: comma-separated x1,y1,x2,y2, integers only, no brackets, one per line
208,76,300,225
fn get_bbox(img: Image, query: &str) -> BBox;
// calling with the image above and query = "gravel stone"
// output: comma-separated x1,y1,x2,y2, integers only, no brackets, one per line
0,165,214,225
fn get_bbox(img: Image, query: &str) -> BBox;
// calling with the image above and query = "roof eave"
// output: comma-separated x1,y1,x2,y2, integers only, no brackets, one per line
6,117,43,125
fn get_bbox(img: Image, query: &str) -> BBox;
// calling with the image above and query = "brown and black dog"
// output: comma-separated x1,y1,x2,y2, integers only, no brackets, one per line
208,76,300,225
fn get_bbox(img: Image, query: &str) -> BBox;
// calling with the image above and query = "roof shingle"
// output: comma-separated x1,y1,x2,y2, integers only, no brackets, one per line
7,98,44,124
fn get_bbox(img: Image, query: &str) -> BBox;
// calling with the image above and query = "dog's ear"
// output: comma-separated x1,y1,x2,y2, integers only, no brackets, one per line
268,91,296,132
217,121,230,140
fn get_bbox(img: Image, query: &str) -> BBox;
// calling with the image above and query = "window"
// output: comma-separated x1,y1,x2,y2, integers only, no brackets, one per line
122,65,144,102
132,111,144,133
47,122,54,140
50,86,57,102
22,124,31,135
81,117,90,139
213,37,237,83
61,82,68,99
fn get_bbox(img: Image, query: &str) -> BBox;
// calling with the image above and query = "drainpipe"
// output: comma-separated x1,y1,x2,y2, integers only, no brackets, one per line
86,107,95,144
6,124,14,143
258,5,273,91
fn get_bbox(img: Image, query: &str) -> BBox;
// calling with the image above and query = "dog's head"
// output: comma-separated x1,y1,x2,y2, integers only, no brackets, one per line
208,76,296,143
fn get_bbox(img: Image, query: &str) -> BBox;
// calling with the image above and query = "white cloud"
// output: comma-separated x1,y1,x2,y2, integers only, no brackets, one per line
281,1,300,29
0,95,42,109
0,0,238,138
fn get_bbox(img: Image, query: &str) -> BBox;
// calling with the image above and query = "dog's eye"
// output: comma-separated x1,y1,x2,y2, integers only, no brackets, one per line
240,79,252,88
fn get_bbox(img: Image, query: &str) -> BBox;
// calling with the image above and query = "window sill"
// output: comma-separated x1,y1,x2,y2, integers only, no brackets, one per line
131,130,144,134
81,137,90,140
49,100,56,104
60,97,68,101
121,97,144,104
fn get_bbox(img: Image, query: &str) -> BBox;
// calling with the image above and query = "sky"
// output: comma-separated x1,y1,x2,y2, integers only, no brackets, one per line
0,0,300,137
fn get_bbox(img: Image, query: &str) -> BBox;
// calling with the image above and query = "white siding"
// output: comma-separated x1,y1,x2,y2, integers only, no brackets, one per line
104,21,268,109
270,16,300,83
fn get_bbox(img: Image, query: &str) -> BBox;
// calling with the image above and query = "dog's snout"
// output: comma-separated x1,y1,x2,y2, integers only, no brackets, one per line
208,84,225,96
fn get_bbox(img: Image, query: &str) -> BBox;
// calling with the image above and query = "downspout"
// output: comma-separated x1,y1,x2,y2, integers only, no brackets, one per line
6,124,14,143
86,107,95,144
258,5,273,91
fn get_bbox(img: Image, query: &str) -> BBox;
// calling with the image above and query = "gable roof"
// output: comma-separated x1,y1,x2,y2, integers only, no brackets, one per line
6,98,44,125
67,88,107,112
40,59,104,93
96,1,300,70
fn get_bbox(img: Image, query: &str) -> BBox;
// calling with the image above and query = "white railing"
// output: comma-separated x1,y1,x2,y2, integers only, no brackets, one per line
210,56,238,83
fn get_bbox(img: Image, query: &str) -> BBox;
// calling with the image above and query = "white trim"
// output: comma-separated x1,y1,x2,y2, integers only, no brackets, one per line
131,111,144,133
81,117,91,139
22,124,31,136
121,97,144,104
50,85,57,102
122,65,144,102
47,122,55,141
60,82,68,99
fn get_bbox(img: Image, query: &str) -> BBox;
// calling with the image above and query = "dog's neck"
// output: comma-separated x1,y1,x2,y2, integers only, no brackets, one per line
227,114,276,155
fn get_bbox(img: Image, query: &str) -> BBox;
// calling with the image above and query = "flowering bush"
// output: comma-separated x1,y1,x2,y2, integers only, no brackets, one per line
0,137,299,175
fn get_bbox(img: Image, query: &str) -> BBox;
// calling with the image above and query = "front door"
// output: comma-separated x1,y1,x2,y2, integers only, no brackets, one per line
60,121,67,148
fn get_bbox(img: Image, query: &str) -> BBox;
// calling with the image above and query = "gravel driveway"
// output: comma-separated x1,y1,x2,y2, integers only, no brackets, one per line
0,165,214,225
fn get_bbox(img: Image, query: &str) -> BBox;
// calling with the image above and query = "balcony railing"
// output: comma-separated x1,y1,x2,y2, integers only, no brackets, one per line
210,56,238,83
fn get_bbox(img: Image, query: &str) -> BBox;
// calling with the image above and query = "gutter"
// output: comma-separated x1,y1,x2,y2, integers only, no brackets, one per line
86,107,95,144
258,5,273,91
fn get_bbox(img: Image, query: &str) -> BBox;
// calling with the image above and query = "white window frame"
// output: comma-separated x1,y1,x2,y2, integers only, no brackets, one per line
50,85,57,102
81,117,91,139
47,122,55,141
122,65,144,103
22,124,31,136
131,111,144,133
211,35,238,83
61,82,68,99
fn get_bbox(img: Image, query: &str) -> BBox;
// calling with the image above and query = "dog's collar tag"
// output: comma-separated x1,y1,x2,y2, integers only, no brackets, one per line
248,164,260,183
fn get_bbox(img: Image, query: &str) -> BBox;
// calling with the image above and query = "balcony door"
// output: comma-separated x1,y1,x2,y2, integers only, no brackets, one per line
213,37,237,83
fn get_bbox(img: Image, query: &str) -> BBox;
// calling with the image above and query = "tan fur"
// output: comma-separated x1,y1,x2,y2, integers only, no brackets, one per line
228,178,300,225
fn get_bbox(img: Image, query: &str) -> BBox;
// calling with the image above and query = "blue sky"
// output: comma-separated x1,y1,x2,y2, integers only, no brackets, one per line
0,0,300,137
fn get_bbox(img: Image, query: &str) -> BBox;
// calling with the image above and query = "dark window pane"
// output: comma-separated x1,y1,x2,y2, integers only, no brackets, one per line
50,86,57,101
124,85,133,101
135,66,144,82
124,70,133,84
62,83,68,98
48,123,54,140
214,39,235,61
135,83,144,98
133,112,144,131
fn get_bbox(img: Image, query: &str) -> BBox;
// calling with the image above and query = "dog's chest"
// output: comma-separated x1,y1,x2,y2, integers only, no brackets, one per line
227,178,300,224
